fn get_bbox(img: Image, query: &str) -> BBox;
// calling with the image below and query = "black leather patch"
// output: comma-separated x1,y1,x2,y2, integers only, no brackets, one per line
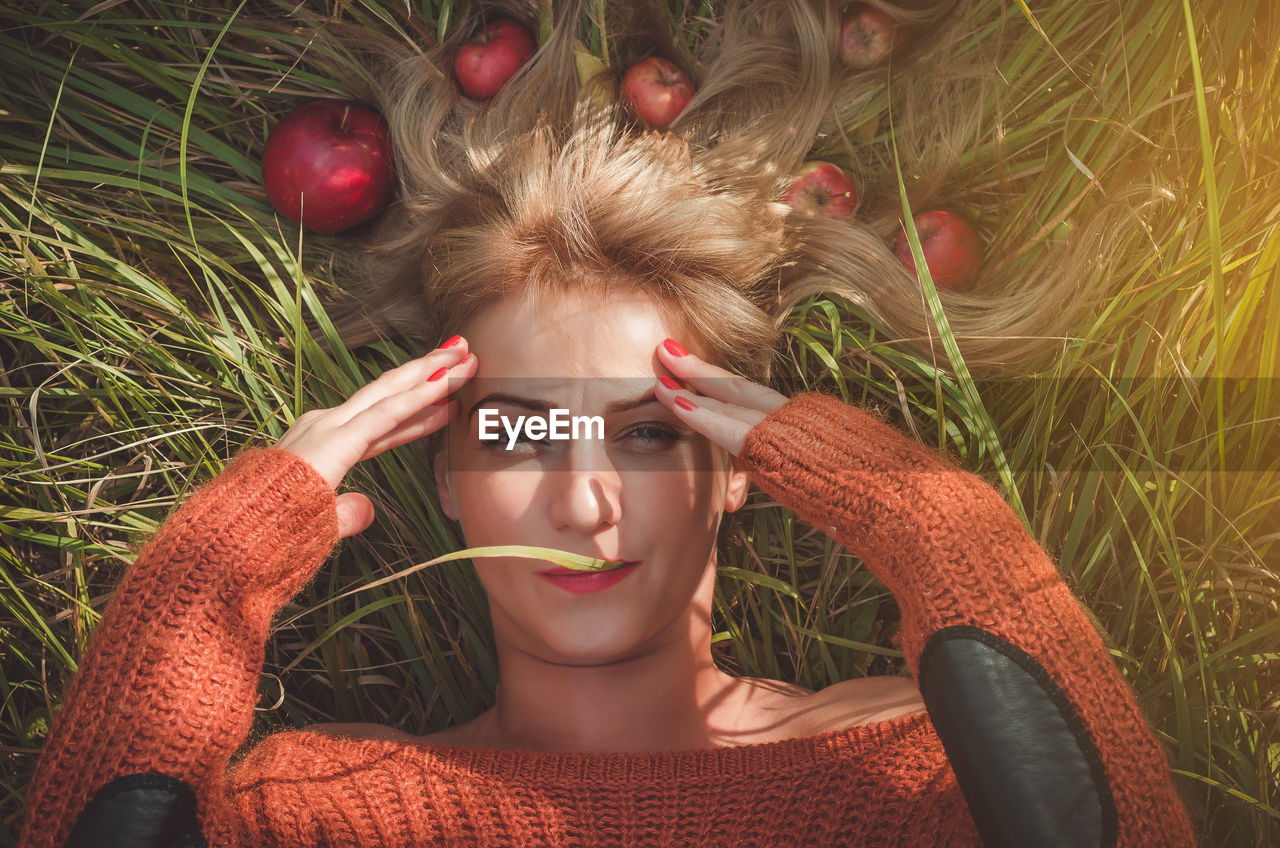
919,625,1118,848
64,773,205,848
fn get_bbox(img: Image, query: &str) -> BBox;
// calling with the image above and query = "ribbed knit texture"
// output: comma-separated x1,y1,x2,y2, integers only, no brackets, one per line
19,391,1195,847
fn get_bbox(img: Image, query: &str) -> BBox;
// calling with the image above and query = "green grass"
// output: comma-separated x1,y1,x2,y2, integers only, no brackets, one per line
1,1,1277,845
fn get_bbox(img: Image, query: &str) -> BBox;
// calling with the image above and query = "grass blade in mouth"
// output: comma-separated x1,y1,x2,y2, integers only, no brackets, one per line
425,545,629,573
292,546,630,620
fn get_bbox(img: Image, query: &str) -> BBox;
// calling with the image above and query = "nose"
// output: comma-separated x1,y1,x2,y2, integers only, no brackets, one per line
545,441,621,534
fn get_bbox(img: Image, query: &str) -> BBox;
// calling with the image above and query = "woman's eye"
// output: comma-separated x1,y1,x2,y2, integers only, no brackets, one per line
623,423,680,449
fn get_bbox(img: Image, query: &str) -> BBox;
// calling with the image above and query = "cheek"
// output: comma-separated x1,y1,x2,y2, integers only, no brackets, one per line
452,472,533,540
624,470,723,534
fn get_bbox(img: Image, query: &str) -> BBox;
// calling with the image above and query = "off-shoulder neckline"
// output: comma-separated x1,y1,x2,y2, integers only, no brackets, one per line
283,708,936,783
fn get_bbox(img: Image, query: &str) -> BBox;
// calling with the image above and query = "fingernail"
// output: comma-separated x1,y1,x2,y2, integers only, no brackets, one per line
674,396,696,411
663,338,688,357
659,375,681,390
441,334,463,348
434,397,453,406
428,366,448,382
461,351,472,363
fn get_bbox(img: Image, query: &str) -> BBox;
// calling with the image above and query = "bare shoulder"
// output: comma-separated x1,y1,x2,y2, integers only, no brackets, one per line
739,674,925,741
803,675,927,734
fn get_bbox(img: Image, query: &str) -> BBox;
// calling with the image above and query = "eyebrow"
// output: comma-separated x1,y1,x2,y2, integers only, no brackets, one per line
465,388,662,424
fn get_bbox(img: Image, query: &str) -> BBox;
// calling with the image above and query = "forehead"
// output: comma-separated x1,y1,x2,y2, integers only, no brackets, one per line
462,289,699,380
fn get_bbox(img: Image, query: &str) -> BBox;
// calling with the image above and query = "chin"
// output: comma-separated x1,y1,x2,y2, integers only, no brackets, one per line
539,633,642,666
527,616,659,666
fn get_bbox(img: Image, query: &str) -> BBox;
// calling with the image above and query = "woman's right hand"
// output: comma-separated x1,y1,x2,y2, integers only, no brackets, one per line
276,335,476,539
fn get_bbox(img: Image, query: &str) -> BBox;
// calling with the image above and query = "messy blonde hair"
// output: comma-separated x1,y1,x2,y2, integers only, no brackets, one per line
286,0,1142,379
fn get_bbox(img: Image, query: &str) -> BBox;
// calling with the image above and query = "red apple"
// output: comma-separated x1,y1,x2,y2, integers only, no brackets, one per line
840,3,909,69
621,57,695,129
454,18,537,101
896,210,982,292
261,100,396,236
784,161,859,219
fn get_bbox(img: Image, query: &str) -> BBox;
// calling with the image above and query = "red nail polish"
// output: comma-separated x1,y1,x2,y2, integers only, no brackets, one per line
462,351,472,363
659,375,681,390
428,366,448,382
434,397,453,406
663,338,687,357
441,334,462,348
674,396,696,411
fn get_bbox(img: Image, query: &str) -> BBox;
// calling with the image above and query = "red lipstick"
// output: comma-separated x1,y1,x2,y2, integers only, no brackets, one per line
538,561,640,594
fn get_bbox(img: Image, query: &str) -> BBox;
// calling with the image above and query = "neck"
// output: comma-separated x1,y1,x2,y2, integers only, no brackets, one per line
468,556,757,753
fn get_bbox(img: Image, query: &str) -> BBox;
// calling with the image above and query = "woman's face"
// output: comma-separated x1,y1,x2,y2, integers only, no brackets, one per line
433,289,750,664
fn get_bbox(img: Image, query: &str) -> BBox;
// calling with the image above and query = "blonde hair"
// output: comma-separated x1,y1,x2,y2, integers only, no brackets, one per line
281,0,1149,379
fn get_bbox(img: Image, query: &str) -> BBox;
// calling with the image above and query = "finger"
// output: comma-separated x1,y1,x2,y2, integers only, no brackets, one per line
335,339,470,423
653,377,756,456
335,491,375,539
656,338,787,415
360,396,457,460
340,353,476,450
337,343,468,422
658,378,766,425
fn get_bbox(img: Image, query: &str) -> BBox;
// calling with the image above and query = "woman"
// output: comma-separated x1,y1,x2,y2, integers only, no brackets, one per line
20,1,1194,845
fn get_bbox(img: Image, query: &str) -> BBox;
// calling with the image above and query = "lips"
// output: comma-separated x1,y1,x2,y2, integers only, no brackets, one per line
538,560,638,576
538,561,641,594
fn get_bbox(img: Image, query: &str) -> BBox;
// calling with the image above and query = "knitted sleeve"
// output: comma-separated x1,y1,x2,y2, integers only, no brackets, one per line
737,391,1194,848
18,448,338,848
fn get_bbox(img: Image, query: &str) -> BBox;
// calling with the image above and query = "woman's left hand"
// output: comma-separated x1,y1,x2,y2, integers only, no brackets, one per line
653,338,789,456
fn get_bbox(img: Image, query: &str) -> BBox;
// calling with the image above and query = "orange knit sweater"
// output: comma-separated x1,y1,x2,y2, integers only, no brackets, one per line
19,392,1195,847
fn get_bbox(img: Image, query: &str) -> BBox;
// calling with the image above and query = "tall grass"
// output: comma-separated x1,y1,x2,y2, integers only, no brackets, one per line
1,1,1276,845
